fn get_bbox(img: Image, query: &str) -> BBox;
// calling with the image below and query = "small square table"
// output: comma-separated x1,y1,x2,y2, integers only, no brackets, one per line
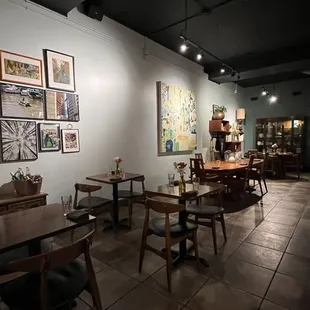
86,172,144,228
144,182,226,266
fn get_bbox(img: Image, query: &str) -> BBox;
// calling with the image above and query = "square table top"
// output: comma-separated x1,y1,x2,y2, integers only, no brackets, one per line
144,182,225,200
0,204,95,254
86,172,144,184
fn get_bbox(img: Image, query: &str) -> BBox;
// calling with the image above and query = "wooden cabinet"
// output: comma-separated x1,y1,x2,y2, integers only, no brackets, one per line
0,193,47,215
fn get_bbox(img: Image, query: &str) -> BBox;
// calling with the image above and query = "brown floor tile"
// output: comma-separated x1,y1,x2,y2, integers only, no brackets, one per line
231,242,283,270
114,228,143,249
265,214,299,227
75,298,91,310
301,208,310,219
245,230,290,252
278,253,310,284
226,215,263,229
145,266,208,305
286,238,310,259
112,249,165,281
270,207,304,218
266,273,310,310
187,278,261,310
217,223,253,241
256,221,295,237
108,284,182,310
90,237,136,264
80,255,108,274
260,300,288,310
292,219,310,241
277,200,307,210
80,267,139,309
215,257,274,297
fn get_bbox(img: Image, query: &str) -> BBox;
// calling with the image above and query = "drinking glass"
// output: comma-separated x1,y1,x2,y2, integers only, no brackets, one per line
193,177,200,191
121,170,126,179
61,195,72,216
216,160,221,167
168,173,175,187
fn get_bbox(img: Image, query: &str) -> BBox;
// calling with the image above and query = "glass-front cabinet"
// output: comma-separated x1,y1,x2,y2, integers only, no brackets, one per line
256,117,305,153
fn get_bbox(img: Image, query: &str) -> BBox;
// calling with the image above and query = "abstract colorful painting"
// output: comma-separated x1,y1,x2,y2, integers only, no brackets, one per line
1,120,37,162
157,81,197,155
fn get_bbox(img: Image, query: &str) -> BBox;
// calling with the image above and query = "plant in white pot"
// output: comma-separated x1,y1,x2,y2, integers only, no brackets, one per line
213,105,227,120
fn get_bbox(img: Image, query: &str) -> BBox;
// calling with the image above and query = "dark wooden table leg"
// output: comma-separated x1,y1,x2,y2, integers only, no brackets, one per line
112,183,119,227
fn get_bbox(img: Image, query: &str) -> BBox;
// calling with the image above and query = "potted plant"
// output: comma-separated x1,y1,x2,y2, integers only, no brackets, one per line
213,105,227,120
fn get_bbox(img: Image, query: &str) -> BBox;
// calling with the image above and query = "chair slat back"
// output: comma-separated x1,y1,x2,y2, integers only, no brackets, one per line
145,198,184,214
130,176,145,192
190,158,206,182
9,230,95,273
182,190,198,201
194,153,203,161
75,183,102,193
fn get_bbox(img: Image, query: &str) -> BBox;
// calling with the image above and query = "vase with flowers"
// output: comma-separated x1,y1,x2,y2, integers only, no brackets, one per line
271,143,278,154
114,157,123,177
173,162,187,193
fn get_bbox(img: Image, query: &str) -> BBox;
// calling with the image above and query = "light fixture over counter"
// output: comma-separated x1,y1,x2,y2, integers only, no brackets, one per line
237,108,245,120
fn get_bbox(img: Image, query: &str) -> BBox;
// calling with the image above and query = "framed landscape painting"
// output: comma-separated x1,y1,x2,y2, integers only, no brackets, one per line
38,123,60,152
61,129,80,153
157,81,197,156
1,120,37,162
45,90,79,121
0,50,43,87
44,49,75,92
0,83,44,119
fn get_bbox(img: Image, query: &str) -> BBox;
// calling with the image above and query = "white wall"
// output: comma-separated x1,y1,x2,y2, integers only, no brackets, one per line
0,0,241,203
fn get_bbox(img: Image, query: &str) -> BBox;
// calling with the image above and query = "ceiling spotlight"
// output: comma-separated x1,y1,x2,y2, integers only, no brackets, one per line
261,88,268,96
180,43,188,53
269,94,278,103
220,68,226,74
196,53,202,61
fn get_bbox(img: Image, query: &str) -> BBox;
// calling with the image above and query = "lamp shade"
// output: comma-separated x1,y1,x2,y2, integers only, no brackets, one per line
236,108,245,120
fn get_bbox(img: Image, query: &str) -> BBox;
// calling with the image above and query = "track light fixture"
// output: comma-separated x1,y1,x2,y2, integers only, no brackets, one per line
220,68,225,74
180,43,188,53
196,53,202,61
269,94,277,103
261,88,268,96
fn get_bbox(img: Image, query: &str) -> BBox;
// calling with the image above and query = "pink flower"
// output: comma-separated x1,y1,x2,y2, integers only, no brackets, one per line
114,157,123,164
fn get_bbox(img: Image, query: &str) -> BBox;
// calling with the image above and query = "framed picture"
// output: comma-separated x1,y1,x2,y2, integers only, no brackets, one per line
0,83,44,120
0,50,43,87
157,81,197,156
45,90,79,121
1,120,37,162
38,123,60,152
44,49,75,92
61,129,80,153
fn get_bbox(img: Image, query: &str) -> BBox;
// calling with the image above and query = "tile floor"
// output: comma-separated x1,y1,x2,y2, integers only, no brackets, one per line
3,177,310,310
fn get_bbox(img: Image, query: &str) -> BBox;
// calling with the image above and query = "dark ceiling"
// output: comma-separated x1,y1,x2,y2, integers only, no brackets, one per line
32,0,310,87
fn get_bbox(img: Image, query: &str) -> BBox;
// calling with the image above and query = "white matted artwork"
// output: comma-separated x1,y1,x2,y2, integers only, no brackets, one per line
61,129,80,153
44,49,75,92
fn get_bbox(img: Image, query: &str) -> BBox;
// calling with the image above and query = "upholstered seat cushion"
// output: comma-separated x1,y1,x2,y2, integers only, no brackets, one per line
76,196,112,210
118,190,143,199
1,258,88,310
186,204,224,216
149,217,198,238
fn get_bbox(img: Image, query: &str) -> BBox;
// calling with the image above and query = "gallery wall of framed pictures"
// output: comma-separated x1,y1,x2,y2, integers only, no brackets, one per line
0,48,80,163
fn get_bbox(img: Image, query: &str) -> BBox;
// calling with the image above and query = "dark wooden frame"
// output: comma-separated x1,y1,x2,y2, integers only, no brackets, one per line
38,122,61,152
44,89,79,122
43,49,76,92
61,128,80,153
0,50,44,87
0,119,38,162
0,82,45,120
156,81,197,156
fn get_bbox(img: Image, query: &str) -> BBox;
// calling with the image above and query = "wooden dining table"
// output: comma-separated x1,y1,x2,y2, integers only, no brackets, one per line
144,182,226,267
86,172,144,228
204,159,263,181
0,203,96,255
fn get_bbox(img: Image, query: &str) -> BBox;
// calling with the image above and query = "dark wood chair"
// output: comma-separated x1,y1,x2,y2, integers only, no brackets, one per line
139,197,199,293
184,190,226,255
190,158,219,182
0,231,102,310
194,153,203,161
284,154,300,178
248,154,268,196
118,176,145,228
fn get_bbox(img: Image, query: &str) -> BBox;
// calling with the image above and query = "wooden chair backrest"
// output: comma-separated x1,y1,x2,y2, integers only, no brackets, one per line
194,153,203,161
182,190,198,201
248,149,258,156
190,158,206,182
145,197,185,214
130,176,145,192
73,183,102,212
9,231,101,310
262,153,269,174
244,155,255,181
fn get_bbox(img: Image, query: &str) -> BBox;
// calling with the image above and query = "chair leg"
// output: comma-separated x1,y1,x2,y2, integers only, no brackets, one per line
258,179,263,196
211,216,218,255
263,177,268,193
138,227,148,273
192,230,200,270
128,201,133,229
166,244,172,293
220,213,227,241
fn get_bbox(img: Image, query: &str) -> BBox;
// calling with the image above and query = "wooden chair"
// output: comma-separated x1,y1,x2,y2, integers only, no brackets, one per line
284,154,300,178
139,197,199,293
0,231,102,310
248,149,258,157
118,176,145,228
195,153,203,161
248,153,268,195
190,158,219,182
184,190,226,255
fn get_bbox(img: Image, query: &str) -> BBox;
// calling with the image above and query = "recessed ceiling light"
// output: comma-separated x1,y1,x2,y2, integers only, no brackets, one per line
180,44,188,53
220,68,225,74
196,53,202,61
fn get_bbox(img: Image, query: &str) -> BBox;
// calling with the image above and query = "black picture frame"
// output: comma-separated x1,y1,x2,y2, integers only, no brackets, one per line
0,119,38,162
0,83,45,120
43,49,76,92
38,122,61,152
61,129,80,153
